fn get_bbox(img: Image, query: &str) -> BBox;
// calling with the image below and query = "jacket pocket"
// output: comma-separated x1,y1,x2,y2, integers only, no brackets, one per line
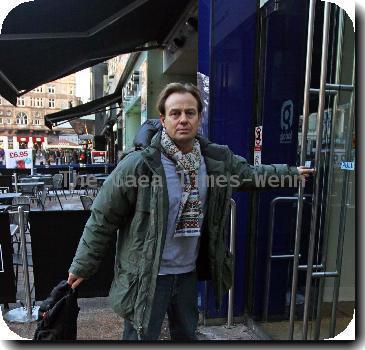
109,267,139,318
222,251,234,293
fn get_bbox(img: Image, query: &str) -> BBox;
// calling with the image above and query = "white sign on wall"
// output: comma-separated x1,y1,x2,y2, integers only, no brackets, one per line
254,126,263,165
280,100,294,144
5,149,33,169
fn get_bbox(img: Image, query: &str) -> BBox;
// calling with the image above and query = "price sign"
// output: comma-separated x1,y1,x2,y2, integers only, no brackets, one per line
5,149,33,169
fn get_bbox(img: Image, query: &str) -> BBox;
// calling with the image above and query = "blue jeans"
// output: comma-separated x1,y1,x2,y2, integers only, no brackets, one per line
122,271,199,341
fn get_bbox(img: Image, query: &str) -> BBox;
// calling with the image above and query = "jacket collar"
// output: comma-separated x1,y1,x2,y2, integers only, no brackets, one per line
141,131,228,175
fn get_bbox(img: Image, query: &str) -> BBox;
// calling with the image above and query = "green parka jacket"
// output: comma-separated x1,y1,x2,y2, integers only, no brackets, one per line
69,131,299,338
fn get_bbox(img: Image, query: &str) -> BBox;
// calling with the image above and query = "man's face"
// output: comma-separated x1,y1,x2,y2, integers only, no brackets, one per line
160,92,200,147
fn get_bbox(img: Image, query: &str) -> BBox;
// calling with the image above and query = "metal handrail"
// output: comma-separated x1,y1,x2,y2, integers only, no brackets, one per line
314,7,345,340
227,198,236,327
302,2,331,340
4,206,38,323
289,0,317,339
329,53,355,338
19,206,32,320
263,196,311,322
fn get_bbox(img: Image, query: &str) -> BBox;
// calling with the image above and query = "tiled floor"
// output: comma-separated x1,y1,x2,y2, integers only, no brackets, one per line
1,192,354,341
2,192,258,341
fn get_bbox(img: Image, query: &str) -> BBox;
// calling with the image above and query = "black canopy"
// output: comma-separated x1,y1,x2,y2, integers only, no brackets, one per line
45,91,122,129
0,0,191,105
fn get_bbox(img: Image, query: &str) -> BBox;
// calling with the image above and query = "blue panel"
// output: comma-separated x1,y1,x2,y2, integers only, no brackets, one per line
197,0,211,138
197,0,211,311
252,0,309,319
207,0,257,318
198,0,211,76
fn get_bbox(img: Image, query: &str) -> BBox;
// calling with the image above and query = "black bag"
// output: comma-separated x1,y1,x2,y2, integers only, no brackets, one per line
33,280,80,341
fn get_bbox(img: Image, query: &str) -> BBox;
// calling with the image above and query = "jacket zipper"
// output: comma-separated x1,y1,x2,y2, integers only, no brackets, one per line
136,185,161,340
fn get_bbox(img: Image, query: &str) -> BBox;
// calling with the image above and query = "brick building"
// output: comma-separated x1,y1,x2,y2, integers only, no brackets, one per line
0,75,81,150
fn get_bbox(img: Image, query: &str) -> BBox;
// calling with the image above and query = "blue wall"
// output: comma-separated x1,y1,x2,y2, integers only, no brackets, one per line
203,0,258,318
198,0,311,321
252,0,309,319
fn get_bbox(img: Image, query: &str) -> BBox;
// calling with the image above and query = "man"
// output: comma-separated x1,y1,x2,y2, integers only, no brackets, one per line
68,83,313,340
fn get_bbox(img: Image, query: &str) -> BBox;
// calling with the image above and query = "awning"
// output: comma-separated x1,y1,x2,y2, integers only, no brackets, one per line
32,136,45,143
44,91,122,129
0,0,192,105
45,141,82,150
69,119,95,136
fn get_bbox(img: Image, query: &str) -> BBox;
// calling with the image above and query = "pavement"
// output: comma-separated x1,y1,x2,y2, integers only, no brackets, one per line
1,191,261,341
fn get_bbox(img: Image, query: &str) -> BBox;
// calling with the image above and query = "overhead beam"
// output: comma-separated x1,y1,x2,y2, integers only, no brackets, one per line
0,0,149,41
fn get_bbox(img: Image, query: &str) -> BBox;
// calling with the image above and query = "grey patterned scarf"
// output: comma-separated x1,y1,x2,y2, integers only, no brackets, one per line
160,128,203,237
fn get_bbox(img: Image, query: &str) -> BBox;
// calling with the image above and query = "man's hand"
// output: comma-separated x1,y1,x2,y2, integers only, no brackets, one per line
67,272,85,289
297,166,315,177
297,166,315,185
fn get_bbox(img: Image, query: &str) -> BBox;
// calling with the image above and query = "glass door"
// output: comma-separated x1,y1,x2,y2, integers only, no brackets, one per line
252,0,355,340
305,7,355,339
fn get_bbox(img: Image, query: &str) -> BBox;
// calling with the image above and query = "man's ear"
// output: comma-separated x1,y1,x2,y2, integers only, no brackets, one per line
159,114,166,128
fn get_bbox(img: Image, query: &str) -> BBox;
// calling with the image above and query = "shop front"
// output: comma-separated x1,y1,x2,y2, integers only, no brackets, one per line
202,0,355,339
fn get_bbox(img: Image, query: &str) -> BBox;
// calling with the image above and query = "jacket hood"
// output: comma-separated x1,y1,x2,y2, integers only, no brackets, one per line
133,119,162,150
134,119,214,154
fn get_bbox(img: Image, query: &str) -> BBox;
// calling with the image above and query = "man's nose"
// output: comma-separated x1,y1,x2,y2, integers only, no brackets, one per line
179,113,188,123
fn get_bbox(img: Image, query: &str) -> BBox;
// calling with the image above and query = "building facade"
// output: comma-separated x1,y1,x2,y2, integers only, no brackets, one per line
0,75,81,150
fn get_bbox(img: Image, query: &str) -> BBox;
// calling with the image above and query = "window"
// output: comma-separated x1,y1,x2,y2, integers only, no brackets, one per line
69,86,74,95
36,98,43,107
0,111,3,115
33,86,43,93
33,111,42,125
49,98,55,108
16,112,28,125
6,110,11,116
17,97,25,107
48,85,55,94
0,98,2,105
6,118,11,125
30,97,35,107
0,118,3,124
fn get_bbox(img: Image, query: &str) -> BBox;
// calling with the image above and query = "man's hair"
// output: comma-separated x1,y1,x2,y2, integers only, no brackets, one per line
156,82,203,115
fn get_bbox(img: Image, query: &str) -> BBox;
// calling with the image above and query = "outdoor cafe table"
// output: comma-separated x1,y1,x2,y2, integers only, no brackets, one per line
0,204,10,212
12,182,45,187
0,193,21,204
12,182,45,194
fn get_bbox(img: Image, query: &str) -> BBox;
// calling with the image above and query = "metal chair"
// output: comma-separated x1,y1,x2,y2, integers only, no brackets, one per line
53,173,67,200
6,204,32,290
48,174,64,209
38,187,49,210
18,178,40,205
12,196,31,228
12,196,31,206
80,195,93,210
6,204,30,234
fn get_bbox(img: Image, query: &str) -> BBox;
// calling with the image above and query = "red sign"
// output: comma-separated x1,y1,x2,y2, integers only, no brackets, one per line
32,136,45,142
91,151,107,164
17,136,29,143
254,126,263,152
